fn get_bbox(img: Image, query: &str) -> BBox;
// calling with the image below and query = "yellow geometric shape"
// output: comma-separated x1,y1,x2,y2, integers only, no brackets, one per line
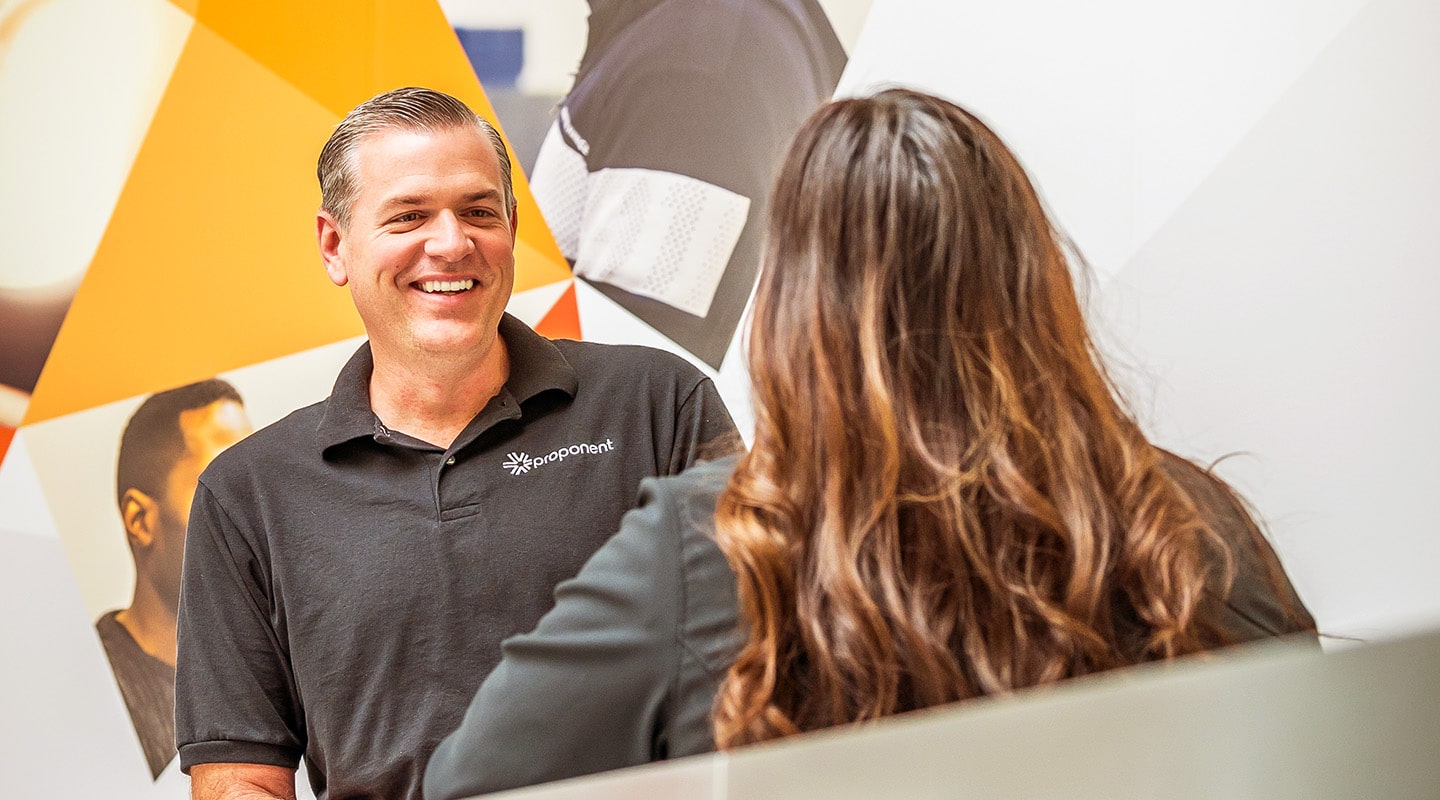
193,1,379,117
26,22,360,424
194,1,570,293
513,235,573,296
26,0,574,425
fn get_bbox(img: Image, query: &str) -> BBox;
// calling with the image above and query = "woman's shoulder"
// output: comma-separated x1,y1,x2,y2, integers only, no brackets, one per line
1155,450,1248,532
1154,448,1317,640
641,454,740,523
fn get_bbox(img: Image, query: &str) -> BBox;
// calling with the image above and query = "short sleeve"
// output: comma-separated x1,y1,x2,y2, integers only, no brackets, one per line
669,375,739,475
174,481,305,771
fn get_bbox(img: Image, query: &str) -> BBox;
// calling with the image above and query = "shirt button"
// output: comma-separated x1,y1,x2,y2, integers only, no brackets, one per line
445,456,456,466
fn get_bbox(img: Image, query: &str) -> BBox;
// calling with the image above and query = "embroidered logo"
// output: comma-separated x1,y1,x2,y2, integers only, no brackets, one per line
502,439,615,477
502,452,533,475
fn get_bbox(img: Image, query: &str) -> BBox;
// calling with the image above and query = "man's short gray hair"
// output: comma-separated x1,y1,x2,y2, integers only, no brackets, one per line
317,86,515,229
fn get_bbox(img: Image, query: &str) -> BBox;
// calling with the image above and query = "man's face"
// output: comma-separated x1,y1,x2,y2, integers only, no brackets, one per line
150,399,252,609
318,125,517,359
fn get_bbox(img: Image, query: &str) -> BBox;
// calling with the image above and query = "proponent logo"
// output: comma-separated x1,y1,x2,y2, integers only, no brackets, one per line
503,439,615,476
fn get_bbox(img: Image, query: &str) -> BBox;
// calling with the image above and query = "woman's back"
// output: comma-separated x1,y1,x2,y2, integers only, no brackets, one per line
423,88,1315,799
712,89,1313,746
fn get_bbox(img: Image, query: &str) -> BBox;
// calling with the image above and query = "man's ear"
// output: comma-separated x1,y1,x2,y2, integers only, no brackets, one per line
509,206,519,243
317,210,349,287
120,488,160,550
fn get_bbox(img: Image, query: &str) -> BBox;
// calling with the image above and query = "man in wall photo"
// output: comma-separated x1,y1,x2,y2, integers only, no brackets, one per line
97,379,252,779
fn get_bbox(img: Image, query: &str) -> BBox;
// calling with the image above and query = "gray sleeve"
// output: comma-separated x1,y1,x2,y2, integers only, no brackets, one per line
422,476,690,800
175,481,304,772
668,376,739,475
1165,455,1317,644
1212,502,1318,643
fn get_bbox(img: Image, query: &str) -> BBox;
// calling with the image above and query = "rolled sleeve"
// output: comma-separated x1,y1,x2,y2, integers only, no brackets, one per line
175,480,305,772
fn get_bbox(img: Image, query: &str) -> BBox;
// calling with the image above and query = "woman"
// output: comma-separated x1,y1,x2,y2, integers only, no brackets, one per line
423,88,1314,799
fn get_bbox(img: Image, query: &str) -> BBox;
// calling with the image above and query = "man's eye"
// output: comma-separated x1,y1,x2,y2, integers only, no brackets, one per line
392,212,422,224
464,208,495,219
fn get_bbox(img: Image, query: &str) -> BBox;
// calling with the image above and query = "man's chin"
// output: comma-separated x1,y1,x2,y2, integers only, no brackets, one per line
405,325,498,358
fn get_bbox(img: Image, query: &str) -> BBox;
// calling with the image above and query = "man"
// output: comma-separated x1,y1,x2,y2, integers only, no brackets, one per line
97,379,252,779
175,87,736,800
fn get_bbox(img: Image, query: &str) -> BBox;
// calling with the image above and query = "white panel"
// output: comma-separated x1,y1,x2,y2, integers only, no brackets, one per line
572,278,709,369
0,0,192,292
25,397,146,618
529,120,587,259
506,279,573,328
0,531,172,797
840,0,1368,278
575,168,750,318
0,432,61,540
437,0,589,95
1100,0,1440,641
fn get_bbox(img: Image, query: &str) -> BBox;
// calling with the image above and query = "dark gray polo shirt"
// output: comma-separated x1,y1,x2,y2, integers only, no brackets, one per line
175,314,736,800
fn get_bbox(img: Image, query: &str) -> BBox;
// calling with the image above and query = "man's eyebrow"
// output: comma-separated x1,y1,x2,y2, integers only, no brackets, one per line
378,190,502,210
460,190,503,204
379,195,428,210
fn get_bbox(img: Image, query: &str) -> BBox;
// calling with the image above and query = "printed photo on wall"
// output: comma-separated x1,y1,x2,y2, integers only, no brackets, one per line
0,279,77,436
534,0,848,368
22,338,359,782
96,380,254,778
465,0,850,369
1,0,191,450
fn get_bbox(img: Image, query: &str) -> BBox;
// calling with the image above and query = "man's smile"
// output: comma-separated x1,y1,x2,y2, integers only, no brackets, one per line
416,279,476,294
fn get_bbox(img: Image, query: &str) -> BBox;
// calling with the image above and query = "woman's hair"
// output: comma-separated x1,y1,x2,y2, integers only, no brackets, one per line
712,88,1303,747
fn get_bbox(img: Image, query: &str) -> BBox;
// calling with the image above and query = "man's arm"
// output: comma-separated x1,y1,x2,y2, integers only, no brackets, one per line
191,763,296,800
177,481,306,786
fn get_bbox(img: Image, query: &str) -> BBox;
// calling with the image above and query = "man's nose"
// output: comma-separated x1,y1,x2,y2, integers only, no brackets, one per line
425,210,475,261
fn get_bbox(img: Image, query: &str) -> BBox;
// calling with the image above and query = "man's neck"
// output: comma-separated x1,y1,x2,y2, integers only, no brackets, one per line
367,336,510,449
116,588,178,668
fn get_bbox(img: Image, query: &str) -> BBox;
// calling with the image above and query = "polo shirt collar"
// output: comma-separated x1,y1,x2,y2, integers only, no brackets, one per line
315,313,578,453
497,312,579,406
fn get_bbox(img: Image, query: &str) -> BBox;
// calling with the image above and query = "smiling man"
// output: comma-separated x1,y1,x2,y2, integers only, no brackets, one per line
174,88,736,800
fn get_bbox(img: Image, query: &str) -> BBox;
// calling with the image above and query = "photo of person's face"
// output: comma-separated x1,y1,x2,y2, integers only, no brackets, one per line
143,398,253,611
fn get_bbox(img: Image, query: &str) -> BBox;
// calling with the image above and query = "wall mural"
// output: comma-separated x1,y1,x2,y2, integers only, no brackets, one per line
0,0,848,792
0,0,576,788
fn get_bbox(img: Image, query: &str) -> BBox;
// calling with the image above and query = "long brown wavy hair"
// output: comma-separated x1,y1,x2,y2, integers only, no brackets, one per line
712,88,1307,747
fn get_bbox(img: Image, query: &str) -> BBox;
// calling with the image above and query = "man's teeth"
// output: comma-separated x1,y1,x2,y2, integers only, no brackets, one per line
420,279,475,293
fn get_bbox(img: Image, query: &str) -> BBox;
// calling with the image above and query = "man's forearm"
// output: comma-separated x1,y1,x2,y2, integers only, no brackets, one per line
190,763,297,800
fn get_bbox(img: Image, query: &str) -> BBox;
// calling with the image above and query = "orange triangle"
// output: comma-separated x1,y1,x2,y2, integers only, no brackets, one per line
193,1,378,118
26,24,361,424
195,0,569,291
0,427,13,468
165,0,199,16
27,1,574,425
533,282,582,341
